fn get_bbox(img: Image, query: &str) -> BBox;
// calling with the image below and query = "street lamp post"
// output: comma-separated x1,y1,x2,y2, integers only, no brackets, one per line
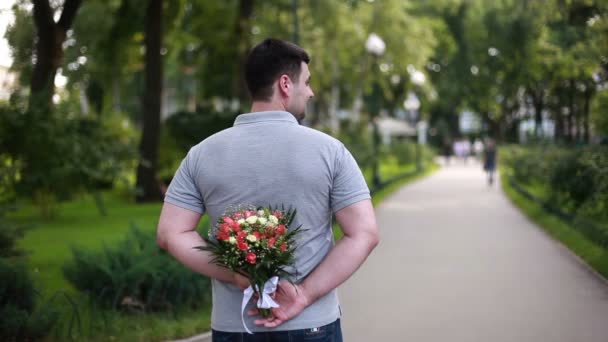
404,91,421,172
365,33,385,189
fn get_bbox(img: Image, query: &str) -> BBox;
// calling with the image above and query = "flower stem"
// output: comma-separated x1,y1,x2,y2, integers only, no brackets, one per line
259,308,272,317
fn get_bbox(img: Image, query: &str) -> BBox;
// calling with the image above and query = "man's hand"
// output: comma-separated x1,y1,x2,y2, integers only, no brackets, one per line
251,280,311,328
233,272,251,290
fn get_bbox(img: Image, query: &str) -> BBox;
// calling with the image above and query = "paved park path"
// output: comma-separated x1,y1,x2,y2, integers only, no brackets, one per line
340,160,608,342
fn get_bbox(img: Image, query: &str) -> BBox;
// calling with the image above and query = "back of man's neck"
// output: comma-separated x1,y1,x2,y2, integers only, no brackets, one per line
250,101,286,113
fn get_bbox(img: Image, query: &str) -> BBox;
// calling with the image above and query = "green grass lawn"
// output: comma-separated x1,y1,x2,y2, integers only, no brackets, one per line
11,192,212,342
11,159,437,341
13,192,167,295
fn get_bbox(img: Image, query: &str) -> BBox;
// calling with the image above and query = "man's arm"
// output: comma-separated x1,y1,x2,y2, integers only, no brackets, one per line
157,202,249,288
254,199,379,327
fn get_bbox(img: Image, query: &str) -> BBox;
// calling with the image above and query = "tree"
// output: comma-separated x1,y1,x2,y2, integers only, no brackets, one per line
233,0,255,107
29,0,82,108
136,0,164,202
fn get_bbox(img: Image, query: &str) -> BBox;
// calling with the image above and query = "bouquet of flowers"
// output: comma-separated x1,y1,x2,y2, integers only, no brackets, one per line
195,205,302,331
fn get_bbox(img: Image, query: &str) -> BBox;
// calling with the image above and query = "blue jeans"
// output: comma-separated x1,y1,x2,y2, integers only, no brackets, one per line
212,319,343,342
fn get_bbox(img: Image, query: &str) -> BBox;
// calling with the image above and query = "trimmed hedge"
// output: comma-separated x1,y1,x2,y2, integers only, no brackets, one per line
501,144,608,247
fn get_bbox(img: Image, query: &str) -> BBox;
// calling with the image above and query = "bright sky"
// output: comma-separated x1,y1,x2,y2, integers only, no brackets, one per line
0,0,16,67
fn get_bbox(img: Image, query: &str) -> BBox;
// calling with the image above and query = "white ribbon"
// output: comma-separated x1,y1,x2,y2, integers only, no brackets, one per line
241,276,280,334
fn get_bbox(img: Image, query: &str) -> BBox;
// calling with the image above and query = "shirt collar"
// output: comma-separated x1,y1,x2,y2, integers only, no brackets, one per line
234,111,299,126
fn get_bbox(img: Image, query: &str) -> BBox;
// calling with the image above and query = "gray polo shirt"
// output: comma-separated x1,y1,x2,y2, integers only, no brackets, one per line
164,110,370,332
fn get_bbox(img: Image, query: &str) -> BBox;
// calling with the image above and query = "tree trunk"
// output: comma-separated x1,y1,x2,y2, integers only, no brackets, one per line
553,85,565,142
530,86,544,138
30,0,82,109
233,0,254,109
136,0,164,202
554,112,564,142
583,89,592,144
566,79,575,143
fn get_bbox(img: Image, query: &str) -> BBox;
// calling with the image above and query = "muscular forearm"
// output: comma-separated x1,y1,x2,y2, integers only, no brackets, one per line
300,230,378,304
164,231,236,283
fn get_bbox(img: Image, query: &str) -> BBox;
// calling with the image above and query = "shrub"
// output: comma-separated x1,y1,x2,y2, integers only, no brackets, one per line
0,208,59,341
502,146,544,184
502,144,608,247
63,227,212,312
549,149,596,209
336,120,375,171
0,104,137,217
161,105,238,184
576,147,608,223
389,141,416,165
165,105,238,152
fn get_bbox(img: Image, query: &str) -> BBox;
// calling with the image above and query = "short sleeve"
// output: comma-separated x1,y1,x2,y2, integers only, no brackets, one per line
164,151,206,214
330,144,371,212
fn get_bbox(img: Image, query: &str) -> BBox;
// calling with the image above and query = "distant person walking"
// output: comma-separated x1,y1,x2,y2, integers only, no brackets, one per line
483,138,497,185
442,138,452,166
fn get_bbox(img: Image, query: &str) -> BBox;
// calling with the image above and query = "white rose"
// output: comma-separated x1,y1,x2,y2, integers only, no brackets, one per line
257,210,265,216
268,215,279,225
258,217,268,225
246,234,257,242
228,237,237,244
246,216,258,224
237,219,245,225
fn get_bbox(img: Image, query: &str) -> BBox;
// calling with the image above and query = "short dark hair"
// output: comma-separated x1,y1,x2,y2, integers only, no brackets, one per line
245,38,310,101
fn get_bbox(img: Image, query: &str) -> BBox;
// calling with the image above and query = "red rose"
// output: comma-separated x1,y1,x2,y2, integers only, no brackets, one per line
273,211,282,219
237,241,249,251
231,221,241,232
237,231,247,240
220,223,231,234
234,212,243,219
268,237,276,248
245,252,257,264
244,210,253,218
223,217,235,225
252,231,261,240
276,225,286,235
280,243,287,251
217,231,229,241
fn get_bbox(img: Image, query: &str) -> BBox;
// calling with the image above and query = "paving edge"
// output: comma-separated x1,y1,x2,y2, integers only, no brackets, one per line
501,174,608,287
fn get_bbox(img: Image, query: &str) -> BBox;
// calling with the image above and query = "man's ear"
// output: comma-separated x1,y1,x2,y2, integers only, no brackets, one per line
278,74,291,97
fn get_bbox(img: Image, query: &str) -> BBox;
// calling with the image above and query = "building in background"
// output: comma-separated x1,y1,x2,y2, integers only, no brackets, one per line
0,64,16,101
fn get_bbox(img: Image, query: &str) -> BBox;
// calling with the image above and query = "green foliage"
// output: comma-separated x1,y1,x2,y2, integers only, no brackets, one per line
0,103,137,217
0,207,59,341
63,227,212,312
500,145,549,184
0,258,35,314
336,120,375,171
165,106,238,152
389,141,416,165
591,90,608,137
0,259,59,342
501,144,608,245
577,148,608,222
161,106,238,182
0,212,27,259
4,2,35,87
549,150,596,209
